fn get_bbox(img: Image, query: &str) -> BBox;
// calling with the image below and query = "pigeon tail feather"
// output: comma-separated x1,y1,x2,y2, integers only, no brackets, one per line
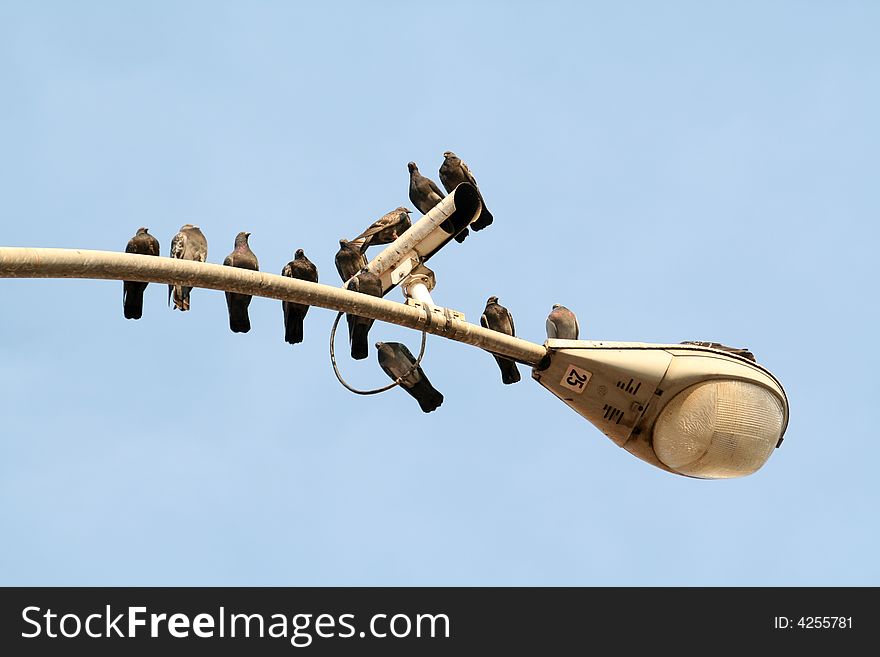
411,381,444,413
229,313,251,333
350,324,370,360
472,205,493,231
494,355,521,385
123,282,146,320
285,315,304,344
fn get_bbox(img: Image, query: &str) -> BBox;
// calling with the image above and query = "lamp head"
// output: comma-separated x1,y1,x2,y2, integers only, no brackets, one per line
532,340,789,479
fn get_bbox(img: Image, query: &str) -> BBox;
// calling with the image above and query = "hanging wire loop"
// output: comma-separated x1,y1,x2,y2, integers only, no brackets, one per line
329,311,428,395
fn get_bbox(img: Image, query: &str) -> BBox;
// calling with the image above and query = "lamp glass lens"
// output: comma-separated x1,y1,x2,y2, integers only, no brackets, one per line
653,380,784,479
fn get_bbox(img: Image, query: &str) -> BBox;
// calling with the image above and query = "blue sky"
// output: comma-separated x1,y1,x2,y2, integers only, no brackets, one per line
1,1,877,585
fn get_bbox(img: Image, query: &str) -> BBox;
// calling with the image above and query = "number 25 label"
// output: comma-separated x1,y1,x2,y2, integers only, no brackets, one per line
560,365,592,394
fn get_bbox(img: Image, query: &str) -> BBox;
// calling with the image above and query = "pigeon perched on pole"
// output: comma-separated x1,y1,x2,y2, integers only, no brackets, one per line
281,249,319,345
168,224,208,311
480,296,521,384
335,238,368,283
222,231,259,334
408,161,467,243
546,304,580,340
122,227,160,320
346,270,383,360
376,341,444,413
439,151,493,231
353,207,412,249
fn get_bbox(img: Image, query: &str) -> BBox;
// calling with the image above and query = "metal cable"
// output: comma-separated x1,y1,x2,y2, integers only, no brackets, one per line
329,311,428,395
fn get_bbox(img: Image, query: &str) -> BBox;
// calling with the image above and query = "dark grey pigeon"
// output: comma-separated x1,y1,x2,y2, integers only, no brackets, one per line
281,249,319,345
123,227,160,320
680,341,756,362
376,341,444,413
354,207,412,249
408,161,467,243
546,304,580,340
480,295,521,384
439,150,493,231
222,231,259,334
168,223,208,311
346,270,382,360
335,238,368,283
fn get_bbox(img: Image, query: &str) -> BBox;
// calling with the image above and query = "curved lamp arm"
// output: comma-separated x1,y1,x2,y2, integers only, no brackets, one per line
0,246,547,366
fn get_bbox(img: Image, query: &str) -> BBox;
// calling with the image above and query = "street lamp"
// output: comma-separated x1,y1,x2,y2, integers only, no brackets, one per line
0,246,789,479
532,340,789,479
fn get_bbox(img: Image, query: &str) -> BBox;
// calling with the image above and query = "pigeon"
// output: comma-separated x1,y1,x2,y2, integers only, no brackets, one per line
680,341,756,362
354,207,412,249
281,249,319,345
346,270,383,360
376,341,444,413
408,161,468,244
168,224,208,311
439,150,493,231
122,227,160,320
546,304,580,340
222,231,259,334
480,295,521,384
335,238,368,283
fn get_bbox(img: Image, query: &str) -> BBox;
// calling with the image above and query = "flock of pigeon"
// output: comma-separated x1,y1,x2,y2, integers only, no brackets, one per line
120,151,580,413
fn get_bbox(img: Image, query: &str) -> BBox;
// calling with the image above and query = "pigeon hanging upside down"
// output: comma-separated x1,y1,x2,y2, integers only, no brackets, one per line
480,296,521,384
335,238,368,284
439,151,493,232
346,270,383,360
222,231,259,334
122,227,160,320
376,341,444,413
168,224,208,311
353,207,412,250
546,304,580,340
281,249,319,345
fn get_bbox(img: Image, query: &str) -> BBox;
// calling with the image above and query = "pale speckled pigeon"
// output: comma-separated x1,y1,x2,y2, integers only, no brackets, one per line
168,224,208,311
354,207,412,249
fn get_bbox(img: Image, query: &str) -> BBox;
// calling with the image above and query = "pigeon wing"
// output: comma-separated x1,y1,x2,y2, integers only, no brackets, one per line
170,232,186,259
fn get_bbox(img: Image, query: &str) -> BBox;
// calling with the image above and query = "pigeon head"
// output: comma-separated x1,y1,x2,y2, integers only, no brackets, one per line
487,295,499,305
407,162,418,173
375,341,386,350
136,227,149,235
552,304,562,310
180,223,195,230
234,231,250,246
397,206,412,214
295,248,305,258
443,151,457,159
